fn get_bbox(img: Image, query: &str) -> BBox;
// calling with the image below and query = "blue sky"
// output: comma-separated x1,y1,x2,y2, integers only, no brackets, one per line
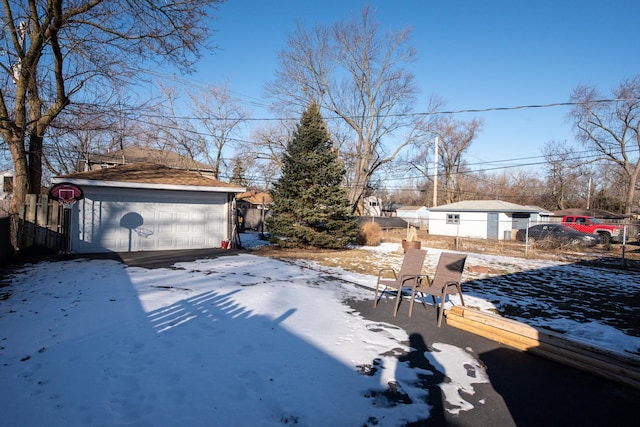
176,0,640,174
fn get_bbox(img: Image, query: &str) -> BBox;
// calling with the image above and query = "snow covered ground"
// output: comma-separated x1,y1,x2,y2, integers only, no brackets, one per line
0,233,638,426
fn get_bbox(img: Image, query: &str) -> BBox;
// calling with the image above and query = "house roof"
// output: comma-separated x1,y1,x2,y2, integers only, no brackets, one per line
52,162,245,193
552,208,626,219
237,190,272,205
397,205,427,211
430,200,551,213
88,146,213,172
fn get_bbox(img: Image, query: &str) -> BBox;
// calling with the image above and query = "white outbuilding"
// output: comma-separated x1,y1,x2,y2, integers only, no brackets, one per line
428,200,550,240
396,205,429,230
51,162,245,254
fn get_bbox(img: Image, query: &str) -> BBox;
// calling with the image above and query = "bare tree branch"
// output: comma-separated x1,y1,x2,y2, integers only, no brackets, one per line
569,75,640,214
0,0,224,213
265,5,432,213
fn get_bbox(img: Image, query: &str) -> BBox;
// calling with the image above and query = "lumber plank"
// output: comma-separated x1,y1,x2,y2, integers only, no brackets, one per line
448,307,639,366
445,307,640,390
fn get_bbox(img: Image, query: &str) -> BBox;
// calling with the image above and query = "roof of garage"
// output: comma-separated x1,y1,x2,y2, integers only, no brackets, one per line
52,162,246,193
430,200,550,213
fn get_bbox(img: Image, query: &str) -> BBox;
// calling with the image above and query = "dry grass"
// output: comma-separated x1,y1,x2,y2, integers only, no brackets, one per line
356,222,382,246
250,246,391,276
250,228,640,275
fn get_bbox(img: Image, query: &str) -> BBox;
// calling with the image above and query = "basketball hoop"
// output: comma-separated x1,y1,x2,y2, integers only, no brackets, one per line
58,198,77,210
49,182,84,209
48,182,84,255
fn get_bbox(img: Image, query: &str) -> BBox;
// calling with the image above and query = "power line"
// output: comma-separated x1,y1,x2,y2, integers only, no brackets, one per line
48,96,640,187
76,96,640,123
398,98,640,118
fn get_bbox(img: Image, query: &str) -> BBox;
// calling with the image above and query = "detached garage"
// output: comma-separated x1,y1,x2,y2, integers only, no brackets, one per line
51,162,245,254
429,200,550,240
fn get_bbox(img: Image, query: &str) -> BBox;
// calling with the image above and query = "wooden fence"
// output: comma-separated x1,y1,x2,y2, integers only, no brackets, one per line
17,194,65,252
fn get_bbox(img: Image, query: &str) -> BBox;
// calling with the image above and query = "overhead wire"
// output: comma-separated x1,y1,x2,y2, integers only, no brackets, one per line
36,94,639,192
78,96,640,122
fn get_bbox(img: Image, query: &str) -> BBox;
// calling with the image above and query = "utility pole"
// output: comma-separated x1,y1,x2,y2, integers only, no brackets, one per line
586,175,592,209
432,136,439,207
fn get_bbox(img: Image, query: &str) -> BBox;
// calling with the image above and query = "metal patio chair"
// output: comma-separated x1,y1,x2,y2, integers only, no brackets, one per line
373,248,427,316
409,252,467,326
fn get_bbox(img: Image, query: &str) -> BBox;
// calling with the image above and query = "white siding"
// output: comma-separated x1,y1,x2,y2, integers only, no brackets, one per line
429,211,488,238
429,211,532,240
497,213,516,240
397,207,429,229
70,187,228,253
362,196,382,216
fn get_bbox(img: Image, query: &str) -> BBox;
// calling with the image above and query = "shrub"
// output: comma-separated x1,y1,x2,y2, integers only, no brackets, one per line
357,222,382,246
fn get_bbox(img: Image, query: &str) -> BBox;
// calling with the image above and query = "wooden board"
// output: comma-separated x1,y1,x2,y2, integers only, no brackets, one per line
445,306,640,390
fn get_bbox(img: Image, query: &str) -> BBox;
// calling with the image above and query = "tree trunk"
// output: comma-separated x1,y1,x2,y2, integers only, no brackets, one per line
7,136,30,214
28,133,44,195
624,166,640,215
349,153,368,214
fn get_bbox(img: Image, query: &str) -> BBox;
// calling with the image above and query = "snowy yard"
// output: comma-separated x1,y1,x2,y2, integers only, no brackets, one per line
0,234,638,426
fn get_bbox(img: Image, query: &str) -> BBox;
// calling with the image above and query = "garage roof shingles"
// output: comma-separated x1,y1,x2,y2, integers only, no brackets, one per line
58,162,238,188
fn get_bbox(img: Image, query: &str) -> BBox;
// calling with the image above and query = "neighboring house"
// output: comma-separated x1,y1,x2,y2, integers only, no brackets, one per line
1,170,12,200
81,146,215,175
0,171,12,215
362,196,382,217
551,208,626,220
396,206,429,230
236,190,272,231
429,200,551,240
381,201,403,217
51,162,245,254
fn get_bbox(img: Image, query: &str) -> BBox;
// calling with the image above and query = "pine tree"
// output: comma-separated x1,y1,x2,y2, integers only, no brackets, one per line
229,158,248,186
268,102,358,248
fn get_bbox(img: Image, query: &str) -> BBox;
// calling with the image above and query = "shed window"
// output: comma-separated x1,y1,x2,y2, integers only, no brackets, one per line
446,214,460,224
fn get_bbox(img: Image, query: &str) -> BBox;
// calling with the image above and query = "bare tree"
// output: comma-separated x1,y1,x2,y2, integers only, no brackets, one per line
505,169,546,206
188,85,249,179
44,105,120,175
590,162,631,212
459,169,544,207
0,0,224,213
569,76,640,214
409,116,482,205
435,117,482,204
541,140,591,210
149,85,204,166
265,6,438,214
230,149,279,191
250,122,294,170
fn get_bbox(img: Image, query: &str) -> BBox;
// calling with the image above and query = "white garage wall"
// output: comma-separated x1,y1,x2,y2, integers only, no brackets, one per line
71,186,229,253
429,211,534,240
429,211,489,238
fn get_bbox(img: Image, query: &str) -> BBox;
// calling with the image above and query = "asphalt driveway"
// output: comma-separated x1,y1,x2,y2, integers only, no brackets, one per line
349,297,638,427
106,247,639,426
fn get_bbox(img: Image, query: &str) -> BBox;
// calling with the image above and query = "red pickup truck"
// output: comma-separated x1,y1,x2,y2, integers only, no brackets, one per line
561,215,624,244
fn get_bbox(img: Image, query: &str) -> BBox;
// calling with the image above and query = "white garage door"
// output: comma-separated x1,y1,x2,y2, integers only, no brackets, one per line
71,187,228,253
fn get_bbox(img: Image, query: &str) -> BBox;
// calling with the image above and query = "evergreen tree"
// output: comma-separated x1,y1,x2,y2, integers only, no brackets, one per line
229,158,248,186
268,102,358,248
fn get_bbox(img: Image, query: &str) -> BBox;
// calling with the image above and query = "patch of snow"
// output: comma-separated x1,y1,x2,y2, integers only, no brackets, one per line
1,234,638,425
